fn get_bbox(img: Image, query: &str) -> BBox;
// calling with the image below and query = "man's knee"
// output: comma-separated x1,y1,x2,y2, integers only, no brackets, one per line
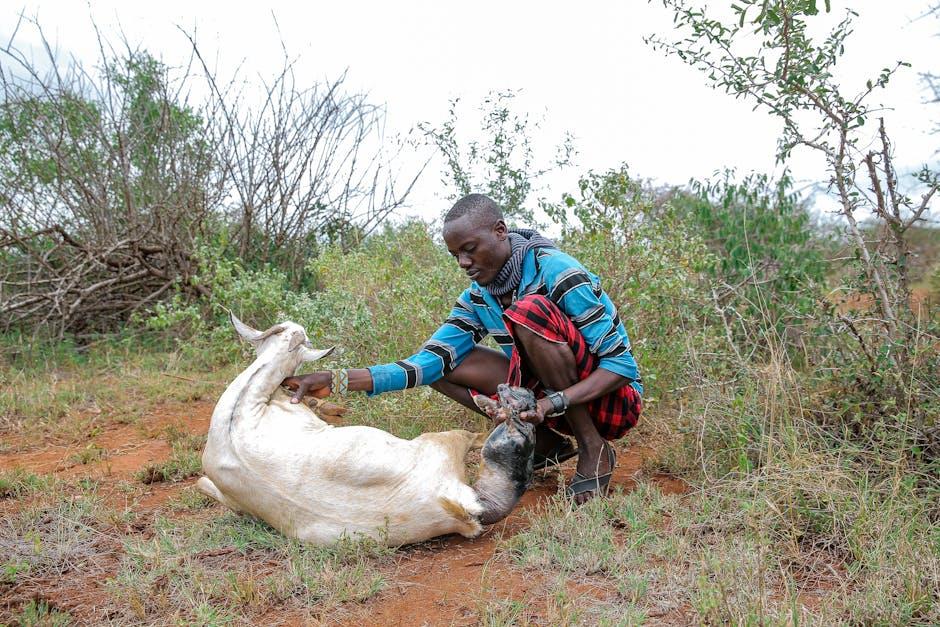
513,326,579,388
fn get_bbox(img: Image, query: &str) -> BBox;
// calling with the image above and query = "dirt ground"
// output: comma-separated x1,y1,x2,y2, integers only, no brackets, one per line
0,399,688,626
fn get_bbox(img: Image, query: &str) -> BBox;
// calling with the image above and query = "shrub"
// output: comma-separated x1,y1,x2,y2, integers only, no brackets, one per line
544,165,719,393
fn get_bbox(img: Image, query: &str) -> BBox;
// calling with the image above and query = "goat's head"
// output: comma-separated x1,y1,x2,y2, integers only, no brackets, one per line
228,310,334,364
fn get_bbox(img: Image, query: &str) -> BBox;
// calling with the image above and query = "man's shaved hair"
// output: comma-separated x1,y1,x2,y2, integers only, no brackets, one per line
444,194,504,227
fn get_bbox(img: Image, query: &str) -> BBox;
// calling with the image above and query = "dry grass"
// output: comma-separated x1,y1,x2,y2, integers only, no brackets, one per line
108,512,392,624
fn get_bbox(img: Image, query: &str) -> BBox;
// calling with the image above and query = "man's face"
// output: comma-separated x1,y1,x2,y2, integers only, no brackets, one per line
442,215,511,286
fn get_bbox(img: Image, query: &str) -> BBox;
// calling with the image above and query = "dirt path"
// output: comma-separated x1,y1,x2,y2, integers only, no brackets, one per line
1,401,686,625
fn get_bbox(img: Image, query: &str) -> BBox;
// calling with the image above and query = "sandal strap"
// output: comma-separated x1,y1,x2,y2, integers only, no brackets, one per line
565,443,617,497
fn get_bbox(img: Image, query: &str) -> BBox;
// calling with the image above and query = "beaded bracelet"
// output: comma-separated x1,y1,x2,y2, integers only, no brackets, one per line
331,368,349,396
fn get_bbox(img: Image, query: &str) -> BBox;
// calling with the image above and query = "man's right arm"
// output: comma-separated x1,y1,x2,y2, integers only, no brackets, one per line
284,289,487,401
366,289,486,395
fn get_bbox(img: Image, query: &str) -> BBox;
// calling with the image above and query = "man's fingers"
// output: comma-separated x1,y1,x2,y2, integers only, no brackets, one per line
492,407,510,424
290,381,309,404
519,410,544,424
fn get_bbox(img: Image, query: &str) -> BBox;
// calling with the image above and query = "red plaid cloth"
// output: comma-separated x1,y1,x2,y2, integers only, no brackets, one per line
501,294,641,440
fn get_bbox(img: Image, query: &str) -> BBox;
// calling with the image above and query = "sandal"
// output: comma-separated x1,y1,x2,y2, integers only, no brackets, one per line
566,443,616,502
533,438,579,471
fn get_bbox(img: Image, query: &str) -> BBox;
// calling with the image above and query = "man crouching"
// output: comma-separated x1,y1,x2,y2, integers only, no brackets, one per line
283,193,643,504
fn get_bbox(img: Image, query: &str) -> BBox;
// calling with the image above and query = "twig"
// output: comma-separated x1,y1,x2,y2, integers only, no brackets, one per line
161,373,225,386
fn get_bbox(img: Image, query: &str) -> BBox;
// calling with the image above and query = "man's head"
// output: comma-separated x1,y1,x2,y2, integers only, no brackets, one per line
442,194,511,286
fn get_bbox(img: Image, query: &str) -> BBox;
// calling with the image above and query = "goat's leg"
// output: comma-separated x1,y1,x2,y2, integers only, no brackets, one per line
197,477,243,513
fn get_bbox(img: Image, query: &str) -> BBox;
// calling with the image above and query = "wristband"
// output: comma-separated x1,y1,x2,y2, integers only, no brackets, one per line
332,369,349,396
545,390,569,417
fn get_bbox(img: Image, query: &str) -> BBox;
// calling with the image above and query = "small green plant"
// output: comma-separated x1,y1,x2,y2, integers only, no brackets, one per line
137,427,205,484
0,469,53,499
68,442,109,466
13,599,73,626
419,90,575,225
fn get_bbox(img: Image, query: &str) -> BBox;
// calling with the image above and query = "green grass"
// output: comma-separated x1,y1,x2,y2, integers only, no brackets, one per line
12,599,73,626
109,512,393,623
0,336,232,446
170,485,218,511
0,469,54,499
67,442,109,466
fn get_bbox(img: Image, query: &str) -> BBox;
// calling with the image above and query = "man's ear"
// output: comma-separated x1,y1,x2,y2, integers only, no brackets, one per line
493,219,508,239
473,394,500,416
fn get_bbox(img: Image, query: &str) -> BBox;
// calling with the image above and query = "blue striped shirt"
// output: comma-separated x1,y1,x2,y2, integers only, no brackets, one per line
368,247,643,396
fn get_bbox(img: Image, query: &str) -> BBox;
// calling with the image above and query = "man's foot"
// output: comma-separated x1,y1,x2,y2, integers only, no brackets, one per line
533,426,578,469
567,442,616,505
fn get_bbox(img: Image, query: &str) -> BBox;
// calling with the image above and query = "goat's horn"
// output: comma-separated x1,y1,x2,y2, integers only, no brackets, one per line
228,309,285,343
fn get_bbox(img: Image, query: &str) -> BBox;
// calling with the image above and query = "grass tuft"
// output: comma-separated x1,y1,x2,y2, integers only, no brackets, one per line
0,469,54,499
12,599,73,626
137,426,205,484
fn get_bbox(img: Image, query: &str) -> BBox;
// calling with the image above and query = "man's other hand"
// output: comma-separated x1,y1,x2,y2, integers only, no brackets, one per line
281,371,332,404
519,397,550,424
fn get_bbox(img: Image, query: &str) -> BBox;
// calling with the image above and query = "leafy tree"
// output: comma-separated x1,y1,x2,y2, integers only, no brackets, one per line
647,1,939,433
543,165,716,391
419,90,574,225
674,170,828,341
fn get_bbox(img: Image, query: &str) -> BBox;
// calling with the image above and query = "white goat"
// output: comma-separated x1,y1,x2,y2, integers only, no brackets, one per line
198,314,535,546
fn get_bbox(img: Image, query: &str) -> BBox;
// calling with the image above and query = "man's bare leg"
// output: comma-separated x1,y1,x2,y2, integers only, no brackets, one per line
512,325,611,505
430,346,569,454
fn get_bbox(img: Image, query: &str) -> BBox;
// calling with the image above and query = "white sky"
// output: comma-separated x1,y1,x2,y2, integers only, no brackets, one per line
2,1,938,222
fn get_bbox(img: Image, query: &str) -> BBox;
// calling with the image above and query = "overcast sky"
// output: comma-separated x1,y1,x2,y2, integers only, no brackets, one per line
2,1,938,223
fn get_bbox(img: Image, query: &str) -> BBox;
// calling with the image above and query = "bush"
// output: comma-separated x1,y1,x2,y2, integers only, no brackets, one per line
674,170,829,347
141,221,466,369
544,165,719,393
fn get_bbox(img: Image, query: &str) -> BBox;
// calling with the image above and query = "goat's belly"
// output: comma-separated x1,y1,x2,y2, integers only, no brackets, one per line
292,483,482,546
209,425,482,545
214,471,480,546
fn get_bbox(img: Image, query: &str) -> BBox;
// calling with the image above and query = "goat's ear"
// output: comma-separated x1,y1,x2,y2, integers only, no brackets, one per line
473,394,500,416
288,330,306,353
301,345,334,362
229,310,285,344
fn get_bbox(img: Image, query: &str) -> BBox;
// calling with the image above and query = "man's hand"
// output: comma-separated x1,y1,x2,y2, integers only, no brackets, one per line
281,371,332,404
519,397,551,425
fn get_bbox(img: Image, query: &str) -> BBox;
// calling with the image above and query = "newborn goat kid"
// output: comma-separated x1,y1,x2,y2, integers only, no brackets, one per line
198,314,536,546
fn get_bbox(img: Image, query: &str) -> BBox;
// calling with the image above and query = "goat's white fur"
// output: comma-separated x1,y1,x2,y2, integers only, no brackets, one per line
198,315,486,546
